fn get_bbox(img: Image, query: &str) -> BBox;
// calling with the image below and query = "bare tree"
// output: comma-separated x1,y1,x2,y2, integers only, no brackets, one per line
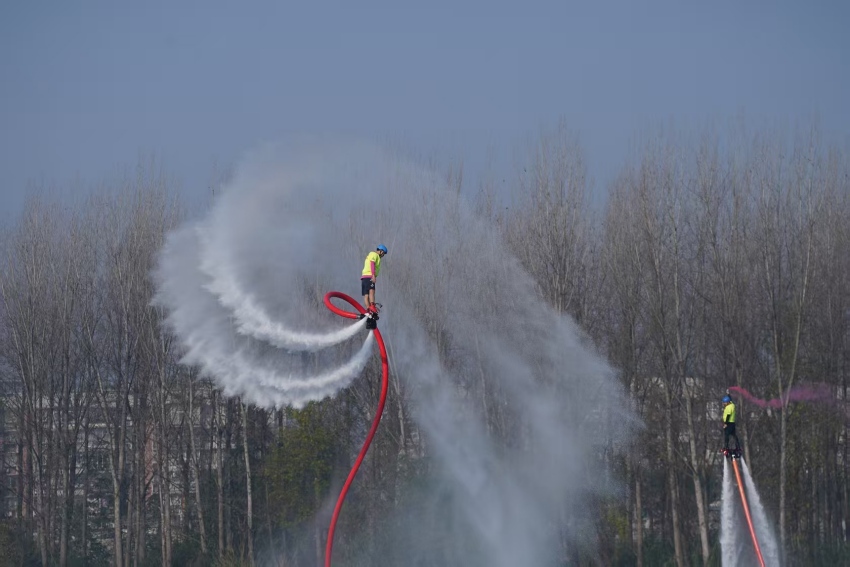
803,147,850,549
241,400,255,565
506,120,594,324
77,163,178,566
213,388,226,557
187,370,209,555
630,133,697,567
0,197,63,565
56,203,100,567
751,126,824,551
601,169,653,566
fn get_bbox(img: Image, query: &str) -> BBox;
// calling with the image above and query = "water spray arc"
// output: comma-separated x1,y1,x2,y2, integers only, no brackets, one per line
322,291,389,567
151,144,640,566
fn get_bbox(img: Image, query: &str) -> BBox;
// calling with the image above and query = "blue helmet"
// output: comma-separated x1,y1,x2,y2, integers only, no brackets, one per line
377,244,388,254
722,395,731,404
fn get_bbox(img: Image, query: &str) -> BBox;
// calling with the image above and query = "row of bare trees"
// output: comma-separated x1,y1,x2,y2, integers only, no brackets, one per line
488,121,850,566
0,163,397,567
0,121,848,566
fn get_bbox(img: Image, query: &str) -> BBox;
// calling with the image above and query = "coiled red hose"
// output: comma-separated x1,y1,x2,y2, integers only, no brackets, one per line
322,291,389,567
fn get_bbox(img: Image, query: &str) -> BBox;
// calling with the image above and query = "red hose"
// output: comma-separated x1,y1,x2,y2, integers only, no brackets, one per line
322,291,389,567
731,459,766,567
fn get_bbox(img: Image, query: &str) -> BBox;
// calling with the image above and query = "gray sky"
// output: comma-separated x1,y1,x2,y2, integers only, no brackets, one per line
2,0,848,218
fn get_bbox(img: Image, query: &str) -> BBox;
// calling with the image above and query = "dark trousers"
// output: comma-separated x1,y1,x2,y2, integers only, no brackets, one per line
724,422,740,450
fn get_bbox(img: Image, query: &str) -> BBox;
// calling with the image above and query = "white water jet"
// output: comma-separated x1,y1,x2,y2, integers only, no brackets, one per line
154,217,373,410
182,332,376,409
721,459,740,566
196,223,367,352
741,459,780,566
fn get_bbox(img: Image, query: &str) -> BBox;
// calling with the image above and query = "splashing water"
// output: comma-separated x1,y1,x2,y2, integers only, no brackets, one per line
196,217,367,351
153,195,374,409
721,459,749,566
740,459,780,566
153,138,639,565
720,457,780,567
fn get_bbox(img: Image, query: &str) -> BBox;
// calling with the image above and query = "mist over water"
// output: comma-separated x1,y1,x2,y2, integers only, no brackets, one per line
153,138,637,565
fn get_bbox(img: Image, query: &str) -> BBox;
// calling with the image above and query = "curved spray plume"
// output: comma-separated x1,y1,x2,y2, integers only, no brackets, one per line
152,142,383,410
197,221,367,351
182,331,375,407
154,138,639,564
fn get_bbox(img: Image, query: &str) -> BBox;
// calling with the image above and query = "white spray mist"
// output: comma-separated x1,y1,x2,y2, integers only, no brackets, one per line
741,459,780,566
152,139,383,409
721,459,741,566
154,138,639,564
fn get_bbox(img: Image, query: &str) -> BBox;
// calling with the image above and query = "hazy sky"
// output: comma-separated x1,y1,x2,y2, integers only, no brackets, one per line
2,0,848,218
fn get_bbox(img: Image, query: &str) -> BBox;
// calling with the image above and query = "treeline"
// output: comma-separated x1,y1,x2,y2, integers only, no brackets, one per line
0,121,848,567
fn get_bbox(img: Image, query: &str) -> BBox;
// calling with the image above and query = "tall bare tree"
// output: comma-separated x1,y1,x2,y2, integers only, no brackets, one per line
186,370,209,555
629,133,698,567
0,197,63,565
241,400,255,566
506,120,594,325
751,127,824,551
601,169,653,566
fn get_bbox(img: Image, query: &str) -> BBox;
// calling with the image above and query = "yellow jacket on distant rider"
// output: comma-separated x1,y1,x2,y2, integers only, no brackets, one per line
723,402,736,424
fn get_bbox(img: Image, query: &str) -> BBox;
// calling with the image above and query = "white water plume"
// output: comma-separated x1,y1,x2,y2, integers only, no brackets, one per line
721,458,775,567
197,221,367,351
153,137,638,565
153,198,374,409
186,332,375,408
741,459,780,566
721,459,744,566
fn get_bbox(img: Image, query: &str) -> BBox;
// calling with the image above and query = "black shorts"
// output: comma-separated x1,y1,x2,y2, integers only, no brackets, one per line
361,278,375,295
